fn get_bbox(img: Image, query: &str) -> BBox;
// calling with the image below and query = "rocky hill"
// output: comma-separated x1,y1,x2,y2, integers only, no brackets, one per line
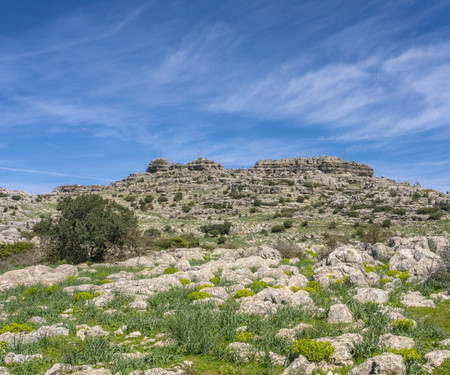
0,156,449,374
1,156,449,246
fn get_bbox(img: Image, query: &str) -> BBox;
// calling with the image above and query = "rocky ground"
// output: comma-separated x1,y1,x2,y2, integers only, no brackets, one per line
0,237,449,374
0,156,449,374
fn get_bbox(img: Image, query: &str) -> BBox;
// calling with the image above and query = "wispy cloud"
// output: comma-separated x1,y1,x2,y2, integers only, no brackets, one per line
0,167,112,182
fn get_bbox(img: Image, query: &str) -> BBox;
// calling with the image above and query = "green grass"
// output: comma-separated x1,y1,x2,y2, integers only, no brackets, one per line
406,301,450,333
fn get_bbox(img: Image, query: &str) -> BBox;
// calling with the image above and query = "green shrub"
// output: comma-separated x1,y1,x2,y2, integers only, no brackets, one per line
67,275,77,283
250,280,269,292
188,291,210,300
236,332,254,343
0,241,34,259
73,292,95,301
283,220,293,229
281,257,290,265
198,284,213,290
386,270,401,277
34,194,137,263
0,322,33,334
291,286,302,292
398,271,410,281
173,192,183,202
23,287,40,296
0,340,5,351
307,281,321,293
291,339,335,362
391,319,415,330
380,278,391,285
200,222,232,237
387,348,421,362
157,196,168,203
271,225,285,233
156,235,200,249
382,219,392,228
209,277,219,284
364,263,375,273
163,266,178,274
179,278,190,286
233,289,255,299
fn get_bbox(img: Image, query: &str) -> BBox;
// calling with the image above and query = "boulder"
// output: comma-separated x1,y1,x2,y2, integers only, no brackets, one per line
378,334,415,350
389,248,441,279
327,304,354,324
400,292,435,308
423,350,450,371
354,288,388,304
258,245,282,260
0,264,78,291
348,353,405,375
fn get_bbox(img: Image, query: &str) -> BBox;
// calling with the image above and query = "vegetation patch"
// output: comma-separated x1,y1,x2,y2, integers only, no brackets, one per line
291,339,335,362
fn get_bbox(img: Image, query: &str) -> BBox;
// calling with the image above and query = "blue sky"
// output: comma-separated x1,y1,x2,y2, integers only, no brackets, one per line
1,0,450,194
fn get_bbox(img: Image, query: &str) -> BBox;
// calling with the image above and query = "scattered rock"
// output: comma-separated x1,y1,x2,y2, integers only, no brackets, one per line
327,304,354,324
348,353,406,375
353,288,388,304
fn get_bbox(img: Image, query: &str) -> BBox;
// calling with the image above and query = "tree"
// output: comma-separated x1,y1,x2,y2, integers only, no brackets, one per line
34,194,137,263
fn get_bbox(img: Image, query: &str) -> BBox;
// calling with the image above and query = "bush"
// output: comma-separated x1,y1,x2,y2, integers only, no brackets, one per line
236,332,254,343
391,319,415,330
0,241,34,259
179,278,190,286
283,220,293,229
0,322,33,334
163,266,178,274
271,225,285,233
382,219,392,228
188,291,210,300
173,192,183,202
291,339,334,362
387,348,421,362
363,223,387,244
73,292,95,301
157,195,168,203
200,222,232,237
155,235,200,250
250,280,269,292
233,289,255,299
34,194,137,263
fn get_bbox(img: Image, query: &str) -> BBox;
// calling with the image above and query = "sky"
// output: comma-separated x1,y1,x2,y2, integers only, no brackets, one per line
1,0,450,194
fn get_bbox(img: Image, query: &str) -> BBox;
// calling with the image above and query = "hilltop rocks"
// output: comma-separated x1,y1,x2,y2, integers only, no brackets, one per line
252,156,373,177
0,265,78,291
146,158,172,173
146,158,223,174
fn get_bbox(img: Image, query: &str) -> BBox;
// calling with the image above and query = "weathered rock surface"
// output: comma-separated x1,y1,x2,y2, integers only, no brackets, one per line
327,304,354,324
0,324,69,346
353,288,389,304
0,265,78,291
423,350,450,371
389,247,441,279
400,291,435,308
378,334,415,350
348,353,406,375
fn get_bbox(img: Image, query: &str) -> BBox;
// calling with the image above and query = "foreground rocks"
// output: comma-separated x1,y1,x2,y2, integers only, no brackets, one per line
348,353,406,375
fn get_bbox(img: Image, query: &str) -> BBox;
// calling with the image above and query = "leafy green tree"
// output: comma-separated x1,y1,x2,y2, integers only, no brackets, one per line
34,194,137,263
